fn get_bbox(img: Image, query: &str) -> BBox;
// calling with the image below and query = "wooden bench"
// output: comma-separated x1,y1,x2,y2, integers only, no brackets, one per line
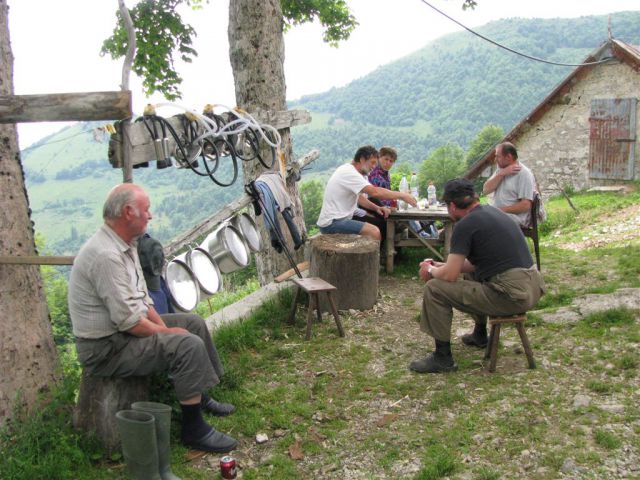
484,314,536,373
288,277,345,340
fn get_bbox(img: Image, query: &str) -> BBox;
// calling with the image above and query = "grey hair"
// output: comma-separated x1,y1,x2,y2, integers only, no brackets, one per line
103,185,139,221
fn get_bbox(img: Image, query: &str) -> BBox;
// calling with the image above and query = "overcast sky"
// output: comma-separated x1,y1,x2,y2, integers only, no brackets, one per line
7,0,639,148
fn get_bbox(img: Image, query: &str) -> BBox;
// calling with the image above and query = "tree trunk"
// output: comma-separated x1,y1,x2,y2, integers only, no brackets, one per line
310,235,379,311
0,0,58,425
228,0,306,285
74,373,150,454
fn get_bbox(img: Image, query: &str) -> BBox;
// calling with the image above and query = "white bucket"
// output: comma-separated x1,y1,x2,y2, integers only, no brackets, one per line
185,247,223,296
231,212,262,252
164,256,200,312
203,224,250,273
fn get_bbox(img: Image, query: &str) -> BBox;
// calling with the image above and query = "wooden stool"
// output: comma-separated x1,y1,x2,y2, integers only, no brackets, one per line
288,277,345,340
484,314,535,373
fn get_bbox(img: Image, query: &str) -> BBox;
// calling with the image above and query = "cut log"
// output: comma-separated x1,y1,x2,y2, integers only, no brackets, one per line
309,234,379,311
73,372,149,453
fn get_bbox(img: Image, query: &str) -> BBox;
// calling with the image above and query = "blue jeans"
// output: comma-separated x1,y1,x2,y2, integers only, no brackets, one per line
319,218,365,235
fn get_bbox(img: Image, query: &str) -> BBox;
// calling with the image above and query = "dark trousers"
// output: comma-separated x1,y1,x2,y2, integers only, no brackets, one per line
75,313,224,402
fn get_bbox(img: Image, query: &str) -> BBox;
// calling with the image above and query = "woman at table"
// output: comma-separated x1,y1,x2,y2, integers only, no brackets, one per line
368,146,397,208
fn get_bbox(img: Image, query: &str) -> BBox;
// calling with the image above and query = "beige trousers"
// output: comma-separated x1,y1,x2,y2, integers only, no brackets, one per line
420,268,545,342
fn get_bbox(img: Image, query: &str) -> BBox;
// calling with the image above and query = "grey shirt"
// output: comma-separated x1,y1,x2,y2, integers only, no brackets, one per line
68,225,153,339
489,162,535,226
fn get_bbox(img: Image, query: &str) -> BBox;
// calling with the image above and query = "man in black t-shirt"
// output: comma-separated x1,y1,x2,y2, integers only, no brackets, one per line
409,178,545,374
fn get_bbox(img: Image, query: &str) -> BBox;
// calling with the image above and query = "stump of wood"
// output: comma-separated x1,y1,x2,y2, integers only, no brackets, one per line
309,234,379,311
73,372,150,454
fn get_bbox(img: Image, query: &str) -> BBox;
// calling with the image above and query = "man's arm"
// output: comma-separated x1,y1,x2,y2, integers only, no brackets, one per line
147,304,167,327
483,163,522,195
362,185,417,207
127,317,188,337
419,254,474,283
358,193,390,218
500,198,532,215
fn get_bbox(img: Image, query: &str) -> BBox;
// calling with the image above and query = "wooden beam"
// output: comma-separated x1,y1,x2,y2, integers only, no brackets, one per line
0,91,132,123
0,256,74,265
108,109,311,168
163,196,253,257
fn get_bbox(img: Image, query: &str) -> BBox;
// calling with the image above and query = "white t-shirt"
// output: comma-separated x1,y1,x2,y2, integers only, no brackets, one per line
317,163,370,227
489,162,535,226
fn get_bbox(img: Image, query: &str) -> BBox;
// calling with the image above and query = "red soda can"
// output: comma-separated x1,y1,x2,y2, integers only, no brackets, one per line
220,455,237,479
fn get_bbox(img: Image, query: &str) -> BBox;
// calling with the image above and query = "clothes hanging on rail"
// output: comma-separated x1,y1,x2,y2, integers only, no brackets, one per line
252,179,303,253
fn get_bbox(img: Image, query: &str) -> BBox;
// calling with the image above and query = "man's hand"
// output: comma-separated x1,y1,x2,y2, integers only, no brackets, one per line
419,261,433,282
498,163,522,177
377,206,391,218
403,193,418,207
165,327,189,335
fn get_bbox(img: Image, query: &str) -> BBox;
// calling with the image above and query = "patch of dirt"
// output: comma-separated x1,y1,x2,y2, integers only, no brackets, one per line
553,204,640,251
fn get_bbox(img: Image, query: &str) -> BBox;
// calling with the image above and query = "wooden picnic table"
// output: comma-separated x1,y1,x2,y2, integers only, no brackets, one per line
385,205,453,273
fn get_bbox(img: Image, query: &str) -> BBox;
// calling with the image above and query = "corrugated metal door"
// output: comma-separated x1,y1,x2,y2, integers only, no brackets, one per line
589,98,637,180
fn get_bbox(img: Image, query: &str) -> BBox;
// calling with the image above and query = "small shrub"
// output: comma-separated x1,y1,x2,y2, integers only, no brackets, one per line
414,444,457,480
594,429,621,450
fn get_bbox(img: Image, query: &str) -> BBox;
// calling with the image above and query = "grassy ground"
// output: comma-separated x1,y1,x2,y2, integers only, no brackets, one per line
1,188,638,479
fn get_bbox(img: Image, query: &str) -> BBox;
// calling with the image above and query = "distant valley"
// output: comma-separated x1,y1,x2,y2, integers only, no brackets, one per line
21,11,640,254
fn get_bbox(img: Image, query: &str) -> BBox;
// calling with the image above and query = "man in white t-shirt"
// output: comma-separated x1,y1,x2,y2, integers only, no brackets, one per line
483,142,535,227
317,145,417,240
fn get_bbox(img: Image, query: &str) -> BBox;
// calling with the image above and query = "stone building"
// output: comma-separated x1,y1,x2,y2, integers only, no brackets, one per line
465,38,640,194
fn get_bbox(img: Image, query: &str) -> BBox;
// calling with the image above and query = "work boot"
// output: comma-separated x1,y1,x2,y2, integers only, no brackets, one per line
201,394,236,417
409,340,457,374
115,410,162,480
461,323,488,348
180,402,238,453
409,352,458,373
132,402,181,480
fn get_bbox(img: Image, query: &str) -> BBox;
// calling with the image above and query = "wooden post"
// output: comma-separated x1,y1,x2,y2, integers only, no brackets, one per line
310,234,379,311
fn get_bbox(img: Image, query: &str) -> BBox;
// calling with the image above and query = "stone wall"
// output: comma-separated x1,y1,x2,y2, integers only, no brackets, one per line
515,60,639,195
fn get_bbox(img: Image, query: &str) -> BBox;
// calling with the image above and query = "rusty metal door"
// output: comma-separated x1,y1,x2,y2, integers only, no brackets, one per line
589,98,637,180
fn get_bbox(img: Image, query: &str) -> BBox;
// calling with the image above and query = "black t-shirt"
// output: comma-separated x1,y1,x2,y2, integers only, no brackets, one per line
450,204,533,282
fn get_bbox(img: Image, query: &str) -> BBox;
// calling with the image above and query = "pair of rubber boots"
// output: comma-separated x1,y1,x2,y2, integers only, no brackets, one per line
116,402,181,480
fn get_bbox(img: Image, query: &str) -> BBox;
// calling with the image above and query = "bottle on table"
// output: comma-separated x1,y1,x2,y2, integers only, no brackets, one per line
398,175,408,210
427,181,437,206
410,172,419,202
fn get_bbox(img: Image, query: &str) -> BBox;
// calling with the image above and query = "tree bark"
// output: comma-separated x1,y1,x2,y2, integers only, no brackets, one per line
228,0,306,285
73,373,150,454
0,0,58,425
310,235,379,311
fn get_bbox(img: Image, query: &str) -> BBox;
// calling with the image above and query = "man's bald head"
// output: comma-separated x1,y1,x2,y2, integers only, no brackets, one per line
103,183,146,223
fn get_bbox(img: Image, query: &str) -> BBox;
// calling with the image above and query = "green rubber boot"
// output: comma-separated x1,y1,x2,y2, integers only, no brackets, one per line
132,402,182,480
115,410,162,480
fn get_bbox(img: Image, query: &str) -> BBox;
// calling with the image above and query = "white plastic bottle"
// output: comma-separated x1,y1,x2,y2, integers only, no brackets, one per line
398,175,408,210
410,172,419,202
427,181,437,206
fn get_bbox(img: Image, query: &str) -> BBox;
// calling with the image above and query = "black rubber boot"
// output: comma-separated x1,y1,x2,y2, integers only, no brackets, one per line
409,340,458,374
461,322,488,348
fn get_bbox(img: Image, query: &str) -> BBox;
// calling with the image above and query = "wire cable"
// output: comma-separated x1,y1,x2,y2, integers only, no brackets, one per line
418,0,615,67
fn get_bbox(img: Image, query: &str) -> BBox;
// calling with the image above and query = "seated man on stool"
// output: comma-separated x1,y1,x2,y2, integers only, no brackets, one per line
409,178,545,374
68,183,236,452
317,145,417,241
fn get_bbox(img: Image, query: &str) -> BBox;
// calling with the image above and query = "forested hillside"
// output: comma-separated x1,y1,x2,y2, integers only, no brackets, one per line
290,11,640,170
21,11,640,254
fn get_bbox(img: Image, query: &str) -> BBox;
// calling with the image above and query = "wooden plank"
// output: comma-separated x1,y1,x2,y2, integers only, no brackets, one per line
163,196,253,257
274,261,309,283
109,109,311,168
0,256,74,265
0,91,132,123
